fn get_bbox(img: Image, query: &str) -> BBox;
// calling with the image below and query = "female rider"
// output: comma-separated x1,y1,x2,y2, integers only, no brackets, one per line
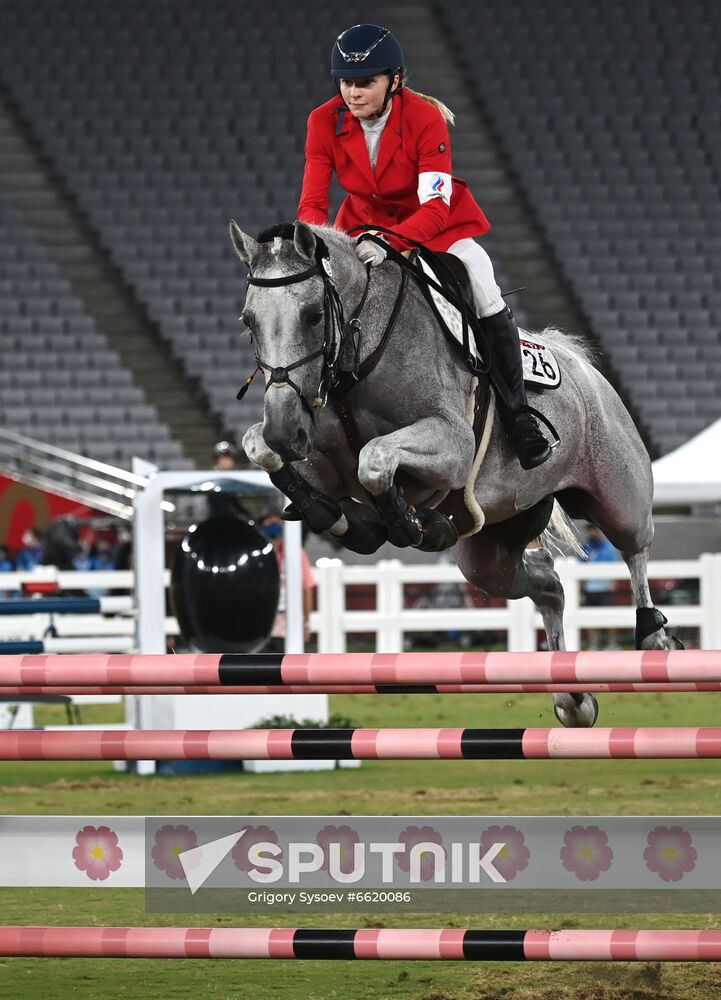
297,23,552,470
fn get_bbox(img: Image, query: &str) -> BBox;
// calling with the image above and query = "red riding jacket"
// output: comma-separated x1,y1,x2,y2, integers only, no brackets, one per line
297,89,490,252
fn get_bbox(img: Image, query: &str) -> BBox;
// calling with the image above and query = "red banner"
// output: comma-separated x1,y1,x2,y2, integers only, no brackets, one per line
0,475,98,550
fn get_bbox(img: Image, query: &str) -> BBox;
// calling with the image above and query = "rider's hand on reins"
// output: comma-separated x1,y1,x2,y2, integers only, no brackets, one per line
355,233,387,267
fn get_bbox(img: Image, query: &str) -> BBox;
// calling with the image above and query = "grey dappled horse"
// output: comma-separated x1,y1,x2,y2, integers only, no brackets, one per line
231,220,676,728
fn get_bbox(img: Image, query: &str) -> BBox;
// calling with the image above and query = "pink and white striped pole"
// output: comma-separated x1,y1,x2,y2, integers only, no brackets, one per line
1,681,720,695
1,726,721,760
1,927,720,961
1,650,720,688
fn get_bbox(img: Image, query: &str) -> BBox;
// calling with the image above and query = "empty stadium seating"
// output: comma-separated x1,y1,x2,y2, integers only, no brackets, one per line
437,0,721,453
0,187,188,467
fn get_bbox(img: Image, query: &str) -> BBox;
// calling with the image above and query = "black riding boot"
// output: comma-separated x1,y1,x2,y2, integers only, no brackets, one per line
477,306,553,470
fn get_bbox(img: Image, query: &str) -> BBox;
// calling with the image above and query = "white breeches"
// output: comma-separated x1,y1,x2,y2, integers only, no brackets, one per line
447,237,506,319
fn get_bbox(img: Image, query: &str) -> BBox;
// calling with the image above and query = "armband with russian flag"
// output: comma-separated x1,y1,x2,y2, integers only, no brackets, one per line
417,171,452,207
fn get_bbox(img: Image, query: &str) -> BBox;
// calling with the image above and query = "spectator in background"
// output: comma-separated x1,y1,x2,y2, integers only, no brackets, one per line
42,517,82,571
16,528,44,570
213,440,239,472
581,524,621,649
113,531,133,597
0,546,15,599
114,533,133,572
71,536,93,572
207,440,251,520
260,513,317,652
82,536,116,597
89,538,115,571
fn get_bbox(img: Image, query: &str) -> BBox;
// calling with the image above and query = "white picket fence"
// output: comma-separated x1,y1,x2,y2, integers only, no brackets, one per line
1,554,720,658
311,554,721,653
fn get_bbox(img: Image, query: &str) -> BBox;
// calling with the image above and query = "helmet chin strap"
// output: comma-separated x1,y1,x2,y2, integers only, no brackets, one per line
372,78,399,118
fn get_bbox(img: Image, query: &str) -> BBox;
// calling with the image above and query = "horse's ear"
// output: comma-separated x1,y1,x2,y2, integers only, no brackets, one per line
293,220,316,262
229,220,258,263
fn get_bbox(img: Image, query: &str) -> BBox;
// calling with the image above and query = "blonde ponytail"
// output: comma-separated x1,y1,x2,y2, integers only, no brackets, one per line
404,86,455,125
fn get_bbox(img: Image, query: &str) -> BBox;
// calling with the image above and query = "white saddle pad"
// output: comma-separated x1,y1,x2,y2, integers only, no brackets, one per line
418,256,561,389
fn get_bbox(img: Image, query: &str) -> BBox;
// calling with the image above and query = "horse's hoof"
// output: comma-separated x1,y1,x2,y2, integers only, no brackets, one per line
334,497,388,555
553,692,599,728
376,484,423,548
635,607,668,650
639,629,683,651
639,622,685,651
414,509,459,552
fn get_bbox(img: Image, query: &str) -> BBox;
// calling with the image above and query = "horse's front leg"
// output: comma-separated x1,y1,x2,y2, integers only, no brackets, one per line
243,422,283,473
242,422,339,528
358,415,475,551
242,423,387,554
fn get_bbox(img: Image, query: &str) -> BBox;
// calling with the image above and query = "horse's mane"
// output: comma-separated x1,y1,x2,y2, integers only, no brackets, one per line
306,223,354,252
256,222,352,252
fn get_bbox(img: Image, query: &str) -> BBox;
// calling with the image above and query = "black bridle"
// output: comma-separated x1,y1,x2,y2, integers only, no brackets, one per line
239,235,407,416
240,239,371,416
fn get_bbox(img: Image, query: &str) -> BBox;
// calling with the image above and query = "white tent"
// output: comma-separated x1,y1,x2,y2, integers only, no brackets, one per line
652,418,721,504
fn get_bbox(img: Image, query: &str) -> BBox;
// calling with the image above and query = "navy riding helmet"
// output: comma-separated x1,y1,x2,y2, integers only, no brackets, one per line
331,24,404,117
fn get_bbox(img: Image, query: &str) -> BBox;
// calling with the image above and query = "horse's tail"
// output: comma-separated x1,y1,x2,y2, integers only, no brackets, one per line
540,500,585,559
